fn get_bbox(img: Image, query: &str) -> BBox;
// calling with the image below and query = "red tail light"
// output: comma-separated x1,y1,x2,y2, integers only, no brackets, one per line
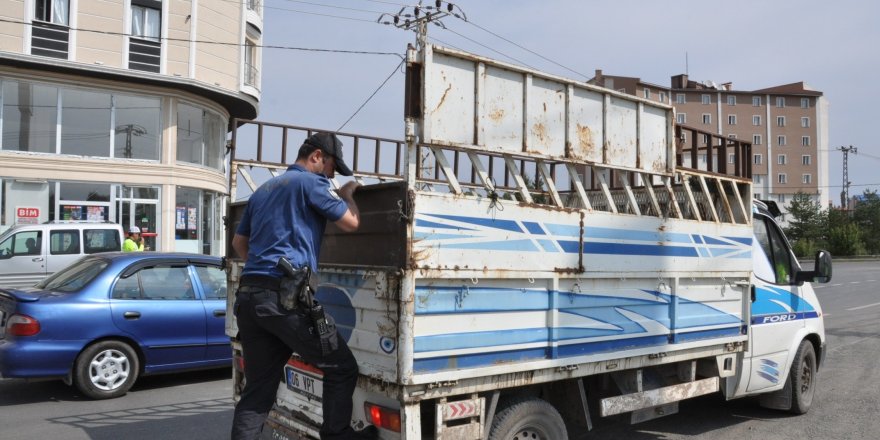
364,402,401,432
7,314,40,336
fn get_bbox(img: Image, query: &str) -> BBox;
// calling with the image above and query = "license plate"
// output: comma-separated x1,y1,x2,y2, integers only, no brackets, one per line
285,362,324,402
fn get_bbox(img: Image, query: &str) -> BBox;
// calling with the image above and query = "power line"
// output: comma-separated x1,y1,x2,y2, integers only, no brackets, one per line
464,20,590,81
337,58,405,131
442,28,536,69
0,17,401,57
274,0,386,14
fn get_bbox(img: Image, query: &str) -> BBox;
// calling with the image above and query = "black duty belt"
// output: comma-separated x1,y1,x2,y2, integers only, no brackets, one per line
239,274,283,291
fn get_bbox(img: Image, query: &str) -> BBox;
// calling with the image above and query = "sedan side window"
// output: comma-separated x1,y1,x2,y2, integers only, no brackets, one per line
114,266,195,300
194,265,227,299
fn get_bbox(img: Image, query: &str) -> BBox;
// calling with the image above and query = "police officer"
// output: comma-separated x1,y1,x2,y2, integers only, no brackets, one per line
230,132,376,440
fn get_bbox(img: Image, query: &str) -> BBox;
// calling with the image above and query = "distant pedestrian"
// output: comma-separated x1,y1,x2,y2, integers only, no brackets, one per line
123,226,144,252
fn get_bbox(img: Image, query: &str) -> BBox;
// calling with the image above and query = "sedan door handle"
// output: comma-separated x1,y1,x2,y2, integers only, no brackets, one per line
213,310,226,317
123,311,141,319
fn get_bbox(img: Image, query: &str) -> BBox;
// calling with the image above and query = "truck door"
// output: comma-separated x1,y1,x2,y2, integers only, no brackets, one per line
745,213,806,392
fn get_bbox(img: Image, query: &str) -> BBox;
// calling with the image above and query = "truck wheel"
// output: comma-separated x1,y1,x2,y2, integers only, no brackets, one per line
488,397,568,440
789,340,817,414
74,340,140,400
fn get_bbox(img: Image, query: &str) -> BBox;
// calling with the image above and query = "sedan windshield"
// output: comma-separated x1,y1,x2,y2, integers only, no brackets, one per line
36,257,110,292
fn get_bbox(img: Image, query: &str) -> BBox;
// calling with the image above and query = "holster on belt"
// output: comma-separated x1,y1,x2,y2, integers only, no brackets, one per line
276,257,310,311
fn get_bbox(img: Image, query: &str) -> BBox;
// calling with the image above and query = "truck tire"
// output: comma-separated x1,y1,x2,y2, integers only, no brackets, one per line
488,397,568,440
74,340,140,400
789,340,817,414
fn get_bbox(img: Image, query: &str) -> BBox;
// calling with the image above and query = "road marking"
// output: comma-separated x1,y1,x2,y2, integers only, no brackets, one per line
850,281,861,284
846,302,880,311
829,284,842,287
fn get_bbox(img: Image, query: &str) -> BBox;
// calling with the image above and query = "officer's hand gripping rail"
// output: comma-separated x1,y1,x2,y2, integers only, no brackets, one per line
277,257,335,356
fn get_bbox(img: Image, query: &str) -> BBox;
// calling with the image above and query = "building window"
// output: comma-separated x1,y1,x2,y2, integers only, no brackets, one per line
752,96,762,106
775,96,785,107
727,95,736,106
131,1,161,41
60,89,112,157
115,95,162,160
1,78,162,159
129,1,162,72
801,117,810,128
802,136,811,146
643,89,651,99
754,154,763,165
702,94,711,105
777,116,785,127
246,0,262,14
778,194,786,204
801,97,810,108
754,174,764,184
753,134,762,145
802,155,811,165
728,115,736,125
244,39,258,87
728,134,737,139
701,134,709,144
728,153,736,164
777,135,786,146
177,103,226,170
676,113,686,124
702,114,711,124
35,0,70,25
778,174,787,184
802,174,812,184
659,91,667,103
778,154,787,165
753,115,761,126
1,80,58,153
680,132,687,143
676,93,686,104
32,0,71,59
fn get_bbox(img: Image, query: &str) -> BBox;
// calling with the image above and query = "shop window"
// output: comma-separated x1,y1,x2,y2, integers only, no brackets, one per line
60,89,112,157
1,81,58,153
177,103,225,170
115,94,161,160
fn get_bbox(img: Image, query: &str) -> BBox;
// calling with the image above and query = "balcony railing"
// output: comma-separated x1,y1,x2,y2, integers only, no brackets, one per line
31,21,69,59
129,37,161,73
246,0,262,15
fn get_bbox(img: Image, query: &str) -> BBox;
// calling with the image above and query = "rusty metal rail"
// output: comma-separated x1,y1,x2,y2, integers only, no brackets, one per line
229,119,751,225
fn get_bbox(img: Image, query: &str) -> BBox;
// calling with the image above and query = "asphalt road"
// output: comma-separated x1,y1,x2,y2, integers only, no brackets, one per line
1,260,878,439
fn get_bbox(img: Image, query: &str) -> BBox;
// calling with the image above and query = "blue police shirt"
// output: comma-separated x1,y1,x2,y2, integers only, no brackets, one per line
236,164,349,277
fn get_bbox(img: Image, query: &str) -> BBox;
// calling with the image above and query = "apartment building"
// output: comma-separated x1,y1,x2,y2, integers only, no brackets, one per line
0,0,263,255
591,71,830,217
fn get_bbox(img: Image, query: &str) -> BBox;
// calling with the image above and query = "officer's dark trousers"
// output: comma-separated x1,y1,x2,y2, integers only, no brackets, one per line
231,287,359,440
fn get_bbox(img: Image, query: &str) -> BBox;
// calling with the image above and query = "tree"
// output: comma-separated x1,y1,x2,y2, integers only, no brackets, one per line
852,190,880,254
784,192,826,256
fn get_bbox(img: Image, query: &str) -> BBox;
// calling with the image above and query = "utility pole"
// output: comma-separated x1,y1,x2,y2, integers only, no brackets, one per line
837,145,857,208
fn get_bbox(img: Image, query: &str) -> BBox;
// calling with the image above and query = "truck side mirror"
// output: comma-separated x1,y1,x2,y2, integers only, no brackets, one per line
794,249,832,285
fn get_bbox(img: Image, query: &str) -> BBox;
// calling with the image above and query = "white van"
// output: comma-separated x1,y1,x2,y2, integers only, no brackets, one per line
0,222,124,288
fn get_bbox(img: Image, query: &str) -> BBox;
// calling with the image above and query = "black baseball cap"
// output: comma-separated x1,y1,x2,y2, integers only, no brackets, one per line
303,132,353,176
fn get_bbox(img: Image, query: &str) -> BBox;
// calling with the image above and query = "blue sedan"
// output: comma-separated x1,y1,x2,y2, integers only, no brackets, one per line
0,252,230,399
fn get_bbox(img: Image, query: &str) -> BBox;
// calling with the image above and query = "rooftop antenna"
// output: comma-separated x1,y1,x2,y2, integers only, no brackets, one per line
686,52,689,76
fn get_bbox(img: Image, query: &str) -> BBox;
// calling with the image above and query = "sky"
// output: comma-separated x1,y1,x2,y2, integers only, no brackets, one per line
255,0,880,205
